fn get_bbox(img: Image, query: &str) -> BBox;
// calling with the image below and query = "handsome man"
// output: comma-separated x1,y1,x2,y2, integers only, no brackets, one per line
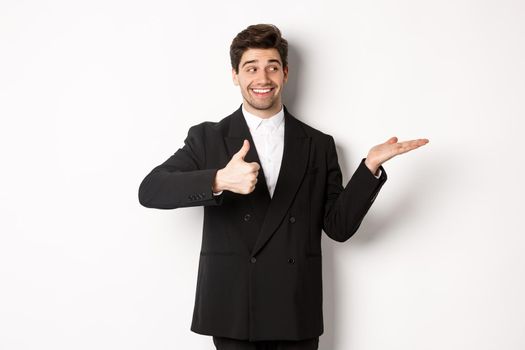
139,24,428,350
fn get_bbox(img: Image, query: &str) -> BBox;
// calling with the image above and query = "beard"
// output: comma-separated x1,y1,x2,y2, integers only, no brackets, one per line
242,90,278,111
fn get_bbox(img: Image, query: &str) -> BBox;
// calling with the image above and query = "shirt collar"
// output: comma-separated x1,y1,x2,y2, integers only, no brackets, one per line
242,104,284,131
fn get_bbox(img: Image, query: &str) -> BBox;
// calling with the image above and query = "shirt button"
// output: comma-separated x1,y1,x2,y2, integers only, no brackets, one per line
289,216,296,223
250,257,257,263
244,214,251,222
288,258,295,264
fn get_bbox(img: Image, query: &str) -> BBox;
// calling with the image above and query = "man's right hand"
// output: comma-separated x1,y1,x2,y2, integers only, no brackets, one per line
212,139,260,194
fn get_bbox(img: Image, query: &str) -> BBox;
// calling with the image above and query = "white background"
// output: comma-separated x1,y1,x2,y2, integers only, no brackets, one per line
1,0,524,349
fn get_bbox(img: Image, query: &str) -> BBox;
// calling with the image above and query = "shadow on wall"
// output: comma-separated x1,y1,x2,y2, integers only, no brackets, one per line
282,43,303,113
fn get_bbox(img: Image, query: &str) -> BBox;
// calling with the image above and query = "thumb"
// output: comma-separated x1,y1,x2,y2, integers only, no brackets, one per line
386,136,398,144
233,139,250,160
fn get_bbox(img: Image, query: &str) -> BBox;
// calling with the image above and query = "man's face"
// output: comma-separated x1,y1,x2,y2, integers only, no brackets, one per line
232,48,288,118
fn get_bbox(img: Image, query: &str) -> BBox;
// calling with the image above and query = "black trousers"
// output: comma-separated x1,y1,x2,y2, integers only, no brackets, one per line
212,336,319,350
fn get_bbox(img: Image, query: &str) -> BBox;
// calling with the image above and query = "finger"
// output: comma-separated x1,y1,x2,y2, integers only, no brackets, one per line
233,139,250,160
396,139,429,153
401,138,429,148
250,162,261,171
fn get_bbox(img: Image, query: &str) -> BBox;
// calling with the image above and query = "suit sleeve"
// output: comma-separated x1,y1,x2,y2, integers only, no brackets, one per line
322,135,387,242
138,124,223,209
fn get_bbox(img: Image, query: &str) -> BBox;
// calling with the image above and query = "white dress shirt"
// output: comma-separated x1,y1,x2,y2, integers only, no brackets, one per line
242,104,285,198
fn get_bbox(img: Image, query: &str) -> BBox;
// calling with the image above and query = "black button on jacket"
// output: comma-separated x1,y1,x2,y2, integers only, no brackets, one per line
138,105,387,342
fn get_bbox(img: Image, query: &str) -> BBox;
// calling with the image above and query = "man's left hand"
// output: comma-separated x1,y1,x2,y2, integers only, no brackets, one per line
365,136,429,175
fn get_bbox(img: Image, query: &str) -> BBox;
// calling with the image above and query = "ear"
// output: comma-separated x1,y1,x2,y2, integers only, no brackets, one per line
283,66,289,84
232,68,239,86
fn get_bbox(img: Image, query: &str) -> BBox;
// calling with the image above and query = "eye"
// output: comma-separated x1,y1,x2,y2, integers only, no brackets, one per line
247,67,256,73
268,66,279,71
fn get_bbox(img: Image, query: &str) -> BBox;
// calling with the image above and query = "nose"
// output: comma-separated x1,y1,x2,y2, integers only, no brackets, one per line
255,69,271,84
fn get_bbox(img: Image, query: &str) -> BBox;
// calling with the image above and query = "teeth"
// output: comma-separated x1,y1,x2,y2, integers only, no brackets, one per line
253,88,272,93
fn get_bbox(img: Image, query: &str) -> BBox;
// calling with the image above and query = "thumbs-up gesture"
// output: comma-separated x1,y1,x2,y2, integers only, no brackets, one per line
213,140,261,194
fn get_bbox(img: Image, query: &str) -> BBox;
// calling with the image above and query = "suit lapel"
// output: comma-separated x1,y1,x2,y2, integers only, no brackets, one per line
224,105,311,257
224,106,271,227
251,106,311,256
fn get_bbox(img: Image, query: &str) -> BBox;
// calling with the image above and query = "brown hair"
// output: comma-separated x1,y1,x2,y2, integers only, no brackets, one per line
230,24,288,74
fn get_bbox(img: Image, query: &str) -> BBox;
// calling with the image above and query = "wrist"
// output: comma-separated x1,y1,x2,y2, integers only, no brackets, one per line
212,168,226,192
364,158,380,176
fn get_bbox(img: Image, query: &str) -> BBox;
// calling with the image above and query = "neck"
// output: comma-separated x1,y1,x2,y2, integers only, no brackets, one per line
243,101,283,119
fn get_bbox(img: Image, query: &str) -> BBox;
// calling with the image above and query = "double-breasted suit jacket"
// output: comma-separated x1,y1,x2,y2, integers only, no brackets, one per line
138,104,387,341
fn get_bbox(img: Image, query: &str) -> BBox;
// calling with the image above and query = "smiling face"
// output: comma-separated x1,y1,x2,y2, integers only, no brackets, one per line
232,48,289,118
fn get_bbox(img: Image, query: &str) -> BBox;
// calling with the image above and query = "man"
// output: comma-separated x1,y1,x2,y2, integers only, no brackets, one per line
138,24,428,350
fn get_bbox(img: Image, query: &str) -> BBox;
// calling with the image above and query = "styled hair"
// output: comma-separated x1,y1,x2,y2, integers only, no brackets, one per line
230,24,288,74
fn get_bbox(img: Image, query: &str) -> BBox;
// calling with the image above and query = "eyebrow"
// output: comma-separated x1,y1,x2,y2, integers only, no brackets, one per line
241,59,282,68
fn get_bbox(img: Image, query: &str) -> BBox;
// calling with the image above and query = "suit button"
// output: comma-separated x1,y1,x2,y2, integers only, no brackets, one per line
250,257,257,263
288,257,295,264
289,216,296,223
244,214,251,222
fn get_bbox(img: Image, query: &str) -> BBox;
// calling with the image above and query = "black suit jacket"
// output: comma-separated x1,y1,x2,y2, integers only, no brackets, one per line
138,104,387,341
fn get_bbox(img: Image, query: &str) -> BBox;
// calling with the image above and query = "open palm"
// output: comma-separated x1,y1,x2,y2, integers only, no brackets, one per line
365,136,429,173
